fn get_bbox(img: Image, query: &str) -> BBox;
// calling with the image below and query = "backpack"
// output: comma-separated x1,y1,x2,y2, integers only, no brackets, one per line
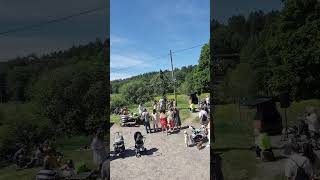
290,158,309,180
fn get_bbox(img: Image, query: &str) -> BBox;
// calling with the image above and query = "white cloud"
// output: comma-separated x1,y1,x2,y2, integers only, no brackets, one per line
110,72,133,81
110,35,130,47
110,53,152,69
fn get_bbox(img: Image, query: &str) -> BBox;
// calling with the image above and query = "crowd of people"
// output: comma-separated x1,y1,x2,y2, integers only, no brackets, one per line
253,106,320,180
12,140,78,179
139,98,182,135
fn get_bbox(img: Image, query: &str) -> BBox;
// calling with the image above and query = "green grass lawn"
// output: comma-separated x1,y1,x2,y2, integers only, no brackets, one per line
110,94,201,125
214,99,320,180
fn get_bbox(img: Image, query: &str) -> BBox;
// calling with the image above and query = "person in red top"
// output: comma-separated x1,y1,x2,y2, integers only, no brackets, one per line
159,109,168,135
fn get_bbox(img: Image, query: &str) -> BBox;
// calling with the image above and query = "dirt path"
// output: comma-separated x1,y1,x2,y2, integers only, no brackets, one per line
110,112,210,180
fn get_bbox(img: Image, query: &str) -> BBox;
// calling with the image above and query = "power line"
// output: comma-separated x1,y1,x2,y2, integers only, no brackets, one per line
0,6,106,37
172,43,207,54
111,43,206,73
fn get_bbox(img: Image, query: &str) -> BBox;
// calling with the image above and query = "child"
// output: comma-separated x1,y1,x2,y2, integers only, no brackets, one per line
167,108,174,132
160,110,168,135
60,159,75,178
152,109,159,132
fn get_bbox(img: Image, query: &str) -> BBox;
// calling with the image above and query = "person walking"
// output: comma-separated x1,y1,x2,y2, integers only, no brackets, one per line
173,107,181,130
152,109,159,132
160,110,168,135
91,129,108,173
142,108,152,133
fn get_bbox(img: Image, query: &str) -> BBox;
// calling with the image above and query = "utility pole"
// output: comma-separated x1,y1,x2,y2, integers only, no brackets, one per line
169,50,177,107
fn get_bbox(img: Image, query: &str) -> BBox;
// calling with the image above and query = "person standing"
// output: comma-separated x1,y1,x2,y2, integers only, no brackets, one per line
160,110,168,135
153,100,158,111
199,107,208,126
205,96,210,106
285,144,313,180
206,120,210,148
142,109,152,133
91,129,108,173
173,107,181,130
159,98,164,111
167,108,174,132
138,104,144,115
152,109,159,132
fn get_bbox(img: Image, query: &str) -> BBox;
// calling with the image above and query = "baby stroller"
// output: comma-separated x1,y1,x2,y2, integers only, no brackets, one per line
189,125,208,145
134,131,146,157
113,132,125,157
120,114,136,127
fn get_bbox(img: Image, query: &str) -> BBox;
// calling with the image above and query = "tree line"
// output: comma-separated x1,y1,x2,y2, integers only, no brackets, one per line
0,39,108,160
212,0,320,104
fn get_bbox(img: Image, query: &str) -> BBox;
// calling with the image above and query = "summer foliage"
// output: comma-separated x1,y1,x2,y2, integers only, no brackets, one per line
0,39,108,161
212,0,320,104
110,43,210,108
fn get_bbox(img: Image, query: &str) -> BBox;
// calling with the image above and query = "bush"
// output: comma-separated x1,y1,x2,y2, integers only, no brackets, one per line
110,94,127,110
0,103,53,160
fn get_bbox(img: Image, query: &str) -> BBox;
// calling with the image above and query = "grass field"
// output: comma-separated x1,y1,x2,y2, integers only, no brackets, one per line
214,99,320,180
0,135,96,180
110,93,209,125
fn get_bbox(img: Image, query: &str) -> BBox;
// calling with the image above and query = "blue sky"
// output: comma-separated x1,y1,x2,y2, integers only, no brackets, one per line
110,0,210,80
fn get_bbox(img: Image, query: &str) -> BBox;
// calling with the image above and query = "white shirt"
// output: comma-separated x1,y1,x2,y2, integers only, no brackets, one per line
153,113,159,123
306,112,320,133
205,97,210,104
285,153,313,179
199,110,208,120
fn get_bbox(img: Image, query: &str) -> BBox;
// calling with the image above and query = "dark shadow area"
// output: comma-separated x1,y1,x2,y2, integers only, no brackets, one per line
144,147,158,156
214,147,250,152
109,122,114,128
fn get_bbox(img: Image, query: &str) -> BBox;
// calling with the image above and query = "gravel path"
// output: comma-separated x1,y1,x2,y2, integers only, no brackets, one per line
110,113,210,180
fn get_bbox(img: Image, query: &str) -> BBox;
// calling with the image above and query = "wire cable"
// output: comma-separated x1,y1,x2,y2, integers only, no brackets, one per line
0,6,106,37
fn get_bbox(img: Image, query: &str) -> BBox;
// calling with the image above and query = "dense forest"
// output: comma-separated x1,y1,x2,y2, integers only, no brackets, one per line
110,43,209,109
0,39,108,160
212,0,320,104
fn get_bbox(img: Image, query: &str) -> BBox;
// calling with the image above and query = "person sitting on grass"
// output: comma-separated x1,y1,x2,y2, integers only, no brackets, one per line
141,108,152,133
59,159,75,178
285,143,313,180
13,145,28,169
24,144,45,169
255,130,274,161
152,109,159,132
36,159,59,180
160,109,168,135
